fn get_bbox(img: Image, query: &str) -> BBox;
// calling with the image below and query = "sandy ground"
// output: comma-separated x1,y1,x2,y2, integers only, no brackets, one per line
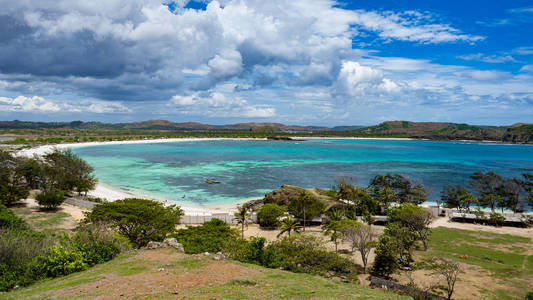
430,215,533,238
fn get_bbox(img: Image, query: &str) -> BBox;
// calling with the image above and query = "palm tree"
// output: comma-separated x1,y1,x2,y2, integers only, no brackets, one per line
322,208,343,252
277,216,302,238
233,205,250,239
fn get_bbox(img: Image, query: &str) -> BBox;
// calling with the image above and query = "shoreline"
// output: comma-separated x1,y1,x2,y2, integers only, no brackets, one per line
16,137,271,215
15,136,533,215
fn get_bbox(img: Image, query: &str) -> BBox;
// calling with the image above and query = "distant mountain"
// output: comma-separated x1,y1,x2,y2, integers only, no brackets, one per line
0,120,532,143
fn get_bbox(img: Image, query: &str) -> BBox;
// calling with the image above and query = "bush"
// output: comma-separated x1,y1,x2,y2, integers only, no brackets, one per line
262,234,359,280
70,224,131,266
257,203,285,228
0,205,29,231
224,237,267,264
0,229,50,291
526,291,533,300
36,190,66,209
174,219,239,254
489,212,505,226
84,198,184,247
39,246,87,277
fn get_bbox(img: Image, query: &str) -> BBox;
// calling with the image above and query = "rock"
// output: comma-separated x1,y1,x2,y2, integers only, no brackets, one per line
146,241,162,249
163,238,185,252
204,252,210,256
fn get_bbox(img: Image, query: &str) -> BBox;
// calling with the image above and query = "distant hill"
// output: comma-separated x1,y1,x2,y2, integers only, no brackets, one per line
350,121,533,144
0,120,532,143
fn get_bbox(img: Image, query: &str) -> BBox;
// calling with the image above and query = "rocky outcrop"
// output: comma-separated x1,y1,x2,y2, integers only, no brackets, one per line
146,238,184,252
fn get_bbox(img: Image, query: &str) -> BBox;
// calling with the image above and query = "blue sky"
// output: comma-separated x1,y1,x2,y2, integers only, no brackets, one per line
0,0,532,126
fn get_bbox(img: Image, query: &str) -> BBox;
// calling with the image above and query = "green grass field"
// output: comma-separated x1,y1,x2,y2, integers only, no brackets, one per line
418,227,533,299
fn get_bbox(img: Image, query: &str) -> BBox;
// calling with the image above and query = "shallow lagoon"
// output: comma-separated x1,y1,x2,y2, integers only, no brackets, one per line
72,139,533,207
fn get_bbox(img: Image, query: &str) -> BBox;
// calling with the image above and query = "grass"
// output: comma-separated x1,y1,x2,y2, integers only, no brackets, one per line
1,249,407,300
11,206,72,231
417,226,533,299
173,257,207,270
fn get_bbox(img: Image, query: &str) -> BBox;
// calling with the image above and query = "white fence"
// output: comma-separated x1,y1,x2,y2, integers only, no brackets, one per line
181,212,258,225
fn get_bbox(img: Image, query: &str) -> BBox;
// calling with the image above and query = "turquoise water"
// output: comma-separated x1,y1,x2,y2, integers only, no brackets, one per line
72,139,533,207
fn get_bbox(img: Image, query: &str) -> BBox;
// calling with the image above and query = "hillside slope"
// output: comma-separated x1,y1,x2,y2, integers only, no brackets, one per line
1,249,406,300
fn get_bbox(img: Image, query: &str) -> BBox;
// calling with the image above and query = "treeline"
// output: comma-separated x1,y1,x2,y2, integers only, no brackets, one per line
440,171,533,214
0,149,96,209
2,120,532,145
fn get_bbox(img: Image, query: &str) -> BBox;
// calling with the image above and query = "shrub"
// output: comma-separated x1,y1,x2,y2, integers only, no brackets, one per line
174,219,239,254
84,198,184,247
0,150,30,206
224,237,267,264
0,204,29,231
36,190,66,209
526,291,533,300
257,203,285,228
489,212,505,226
262,234,359,281
0,229,50,291
70,224,131,266
39,246,87,277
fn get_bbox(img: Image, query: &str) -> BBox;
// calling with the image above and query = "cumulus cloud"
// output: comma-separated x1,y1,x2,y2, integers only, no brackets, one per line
334,61,400,99
0,0,483,103
168,91,275,118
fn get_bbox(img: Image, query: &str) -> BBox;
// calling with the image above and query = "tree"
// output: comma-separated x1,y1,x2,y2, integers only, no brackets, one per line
353,187,380,219
388,203,433,250
233,205,251,239
277,216,302,238
470,171,503,212
321,209,343,252
422,258,462,300
372,234,399,278
0,151,30,206
376,186,396,212
441,185,476,212
35,190,66,210
339,219,376,273
370,173,414,203
19,157,43,189
288,191,325,231
524,173,533,207
408,184,427,205
499,178,524,213
42,149,97,194
84,198,184,247
257,203,285,228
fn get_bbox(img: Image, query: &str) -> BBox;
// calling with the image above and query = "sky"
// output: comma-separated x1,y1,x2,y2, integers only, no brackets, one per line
0,0,532,126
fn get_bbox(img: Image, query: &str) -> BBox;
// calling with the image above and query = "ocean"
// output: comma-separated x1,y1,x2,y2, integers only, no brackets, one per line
72,139,533,208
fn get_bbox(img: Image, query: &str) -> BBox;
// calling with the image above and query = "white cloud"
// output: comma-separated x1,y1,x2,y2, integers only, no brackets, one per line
168,91,275,118
457,53,517,63
0,95,130,113
520,65,533,73
351,10,484,44
334,61,400,98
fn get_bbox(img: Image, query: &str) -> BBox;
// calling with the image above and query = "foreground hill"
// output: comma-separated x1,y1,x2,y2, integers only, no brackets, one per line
1,248,406,300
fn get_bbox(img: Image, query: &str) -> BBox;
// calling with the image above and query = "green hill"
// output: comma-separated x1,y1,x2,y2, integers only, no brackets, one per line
0,248,406,300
